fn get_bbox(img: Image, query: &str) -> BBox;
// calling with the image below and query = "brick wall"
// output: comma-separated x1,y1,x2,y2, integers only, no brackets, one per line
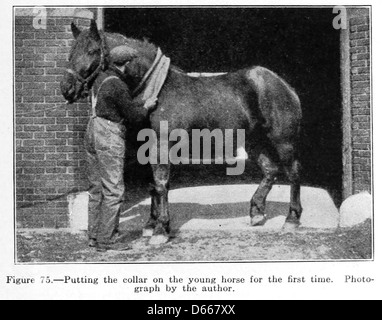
348,9,371,194
15,8,95,227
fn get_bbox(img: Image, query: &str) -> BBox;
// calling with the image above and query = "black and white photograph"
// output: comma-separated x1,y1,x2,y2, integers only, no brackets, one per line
1,1,380,300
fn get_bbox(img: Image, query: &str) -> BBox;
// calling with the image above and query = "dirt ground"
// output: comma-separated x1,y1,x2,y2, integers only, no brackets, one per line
16,215,372,263
16,164,371,263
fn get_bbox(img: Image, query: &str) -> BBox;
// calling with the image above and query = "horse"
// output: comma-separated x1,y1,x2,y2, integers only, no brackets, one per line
61,20,303,245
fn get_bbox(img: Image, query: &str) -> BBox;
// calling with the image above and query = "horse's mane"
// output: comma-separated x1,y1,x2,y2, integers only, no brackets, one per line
103,31,186,73
104,32,157,60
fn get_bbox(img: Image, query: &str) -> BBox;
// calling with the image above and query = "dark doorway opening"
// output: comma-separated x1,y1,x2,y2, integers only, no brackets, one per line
105,7,343,205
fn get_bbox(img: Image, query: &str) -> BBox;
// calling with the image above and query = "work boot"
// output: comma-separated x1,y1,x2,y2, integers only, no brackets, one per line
96,241,132,252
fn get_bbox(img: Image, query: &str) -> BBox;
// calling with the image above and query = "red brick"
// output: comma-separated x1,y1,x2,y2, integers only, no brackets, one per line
16,132,33,139
35,32,56,39
15,32,35,40
56,146,79,153
23,125,44,132
45,96,66,103
23,139,45,147
23,40,46,47
352,108,370,115
46,82,61,89
23,96,45,103
24,68,45,75
352,94,370,101
35,47,57,54
45,139,67,146
352,74,370,81
15,61,34,68
349,32,367,40
34,146,56,153
55,18,73,26
57,160,79,167
352,143,370,150
57,117,78,125
352,81,370,89
16,146,34,153
47,26,67,33
23,82,45,89
34,188,59,194
34,161,57,167
45,110,67,117
33,132,55,139
56,132,78,138
45,67,67,75
45,40,68,48
16,117,34,124
350,47,367,54
24,195,47,202
16,75,35,82
14,17,33,25
352,87,370,95
15,47,35,54
356,39,370,47
23,153,45,160
57,33,74,40
34,75,56,82
56,47,71,53
67,138,83,146
355,53,370,61
351,61,366,68
350,16,368,26
46,154,67,160
34,61,55,68
33,118,56,125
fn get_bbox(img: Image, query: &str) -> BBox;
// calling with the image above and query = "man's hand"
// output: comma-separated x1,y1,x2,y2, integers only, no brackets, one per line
143,97,158,111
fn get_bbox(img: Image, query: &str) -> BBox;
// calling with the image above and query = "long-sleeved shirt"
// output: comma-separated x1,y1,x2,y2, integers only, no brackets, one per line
94,69,149,124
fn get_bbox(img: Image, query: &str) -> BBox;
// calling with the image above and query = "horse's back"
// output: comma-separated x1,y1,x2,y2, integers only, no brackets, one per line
154,66,301,143
155,69,253,132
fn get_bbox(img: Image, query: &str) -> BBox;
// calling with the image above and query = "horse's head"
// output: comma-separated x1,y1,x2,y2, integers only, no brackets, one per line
60,20,106,104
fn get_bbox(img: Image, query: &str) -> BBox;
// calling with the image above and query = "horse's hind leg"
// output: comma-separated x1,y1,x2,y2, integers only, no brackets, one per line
276,142,303,231
250,149,280,226
146,163,171,245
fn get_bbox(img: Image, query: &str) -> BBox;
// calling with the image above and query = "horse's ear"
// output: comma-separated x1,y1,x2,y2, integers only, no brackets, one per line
89,19,100,41
71,22,81,39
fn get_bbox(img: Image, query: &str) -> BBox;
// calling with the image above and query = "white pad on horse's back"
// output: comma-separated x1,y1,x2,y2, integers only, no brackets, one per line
235,147,248,160
110,45,138,65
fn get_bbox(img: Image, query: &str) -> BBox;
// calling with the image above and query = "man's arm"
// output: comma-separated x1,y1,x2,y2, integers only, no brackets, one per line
106,80,156,122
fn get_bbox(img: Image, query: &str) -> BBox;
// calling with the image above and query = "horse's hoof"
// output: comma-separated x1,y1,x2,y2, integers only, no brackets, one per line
149,234,170,246
281,221,300,234
250,215,267,226
142,228,154,238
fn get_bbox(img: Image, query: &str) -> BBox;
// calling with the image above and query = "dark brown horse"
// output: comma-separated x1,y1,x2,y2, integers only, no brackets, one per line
61,20,303,245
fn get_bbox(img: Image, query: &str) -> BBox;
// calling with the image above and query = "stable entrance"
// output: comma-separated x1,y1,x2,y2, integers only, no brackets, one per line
104,7,343,204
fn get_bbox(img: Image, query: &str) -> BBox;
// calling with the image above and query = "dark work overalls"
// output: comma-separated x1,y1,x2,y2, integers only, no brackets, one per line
84,70,149,245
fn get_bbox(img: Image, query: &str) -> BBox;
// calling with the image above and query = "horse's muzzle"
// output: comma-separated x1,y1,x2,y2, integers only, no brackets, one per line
60,71,88,104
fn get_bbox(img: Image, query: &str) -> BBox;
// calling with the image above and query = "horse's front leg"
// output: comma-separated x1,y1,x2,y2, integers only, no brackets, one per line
147,163,171,245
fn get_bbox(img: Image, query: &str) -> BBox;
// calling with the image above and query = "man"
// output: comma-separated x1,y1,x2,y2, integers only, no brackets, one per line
86,49,157,252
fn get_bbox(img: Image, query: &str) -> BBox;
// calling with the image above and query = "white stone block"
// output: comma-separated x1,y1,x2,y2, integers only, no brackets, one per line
67,192,88,232
339,192,372,228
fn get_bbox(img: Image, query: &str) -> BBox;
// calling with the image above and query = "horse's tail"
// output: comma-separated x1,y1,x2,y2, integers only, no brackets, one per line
246,66,302,144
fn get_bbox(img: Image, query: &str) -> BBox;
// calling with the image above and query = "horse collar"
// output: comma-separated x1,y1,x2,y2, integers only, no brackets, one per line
132,48,165,97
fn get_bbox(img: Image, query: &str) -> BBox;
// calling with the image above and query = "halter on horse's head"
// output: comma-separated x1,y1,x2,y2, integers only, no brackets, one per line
60,20,108,104
61,20,169,106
